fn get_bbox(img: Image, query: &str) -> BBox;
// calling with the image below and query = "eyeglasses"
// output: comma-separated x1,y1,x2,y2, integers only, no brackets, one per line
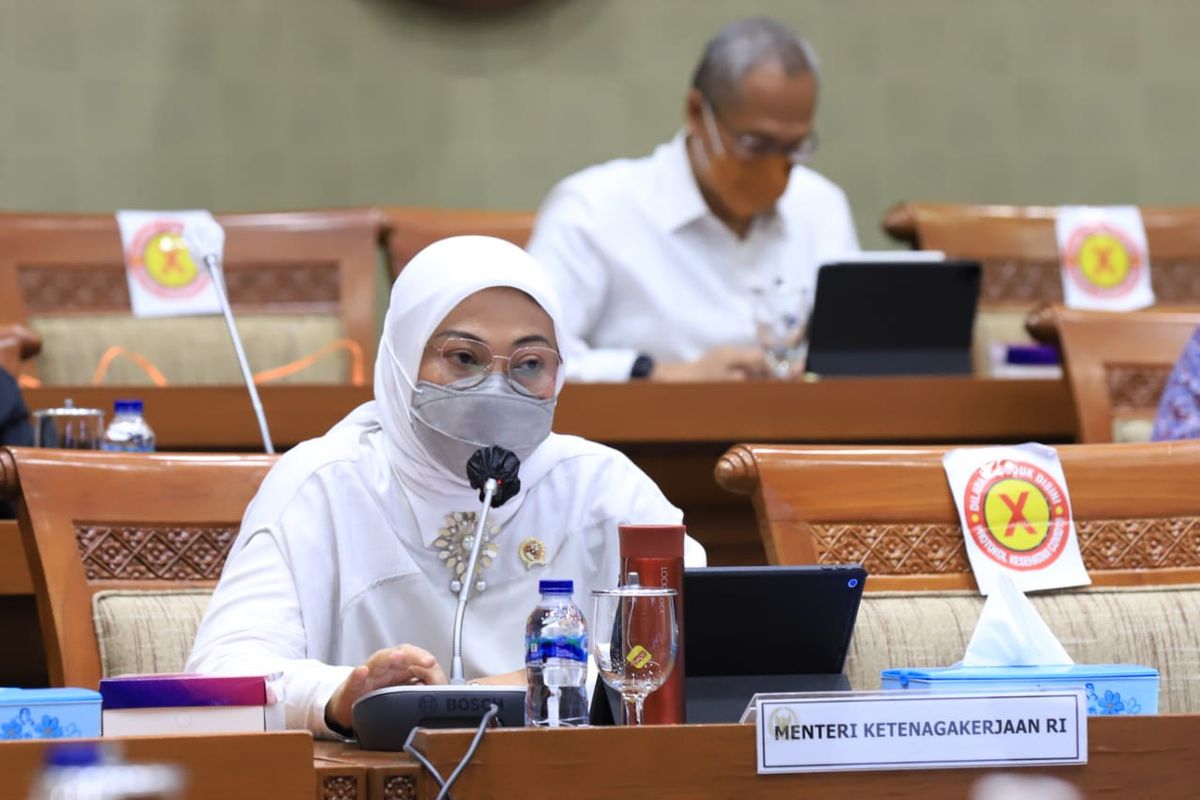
426,336,561,396
701,99,819,165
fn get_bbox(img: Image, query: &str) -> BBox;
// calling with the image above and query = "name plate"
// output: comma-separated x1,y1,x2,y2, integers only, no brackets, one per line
755,691,1087,774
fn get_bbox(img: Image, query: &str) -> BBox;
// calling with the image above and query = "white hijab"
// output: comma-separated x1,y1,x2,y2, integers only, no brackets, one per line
333,235,575,539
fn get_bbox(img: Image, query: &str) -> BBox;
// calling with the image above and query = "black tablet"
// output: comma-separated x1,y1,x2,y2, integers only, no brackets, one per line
805,261,981,376
683,564,867,723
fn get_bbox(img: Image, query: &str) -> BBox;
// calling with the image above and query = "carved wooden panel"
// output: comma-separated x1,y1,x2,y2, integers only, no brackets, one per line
1151,260,1200,301
976,259,1200,305
19,262,340,313
20,265,131,312
323,775,360,800
979,260,1062,304
1079,516,1200,568
812,523,971,574
812,516,1200,574
74,524,238,581
383,775,417,800
1105,364,1174,411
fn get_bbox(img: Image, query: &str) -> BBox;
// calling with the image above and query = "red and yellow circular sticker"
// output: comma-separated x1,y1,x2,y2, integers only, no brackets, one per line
126,221,208,299
962,460,1072,571
1062,223,1143,298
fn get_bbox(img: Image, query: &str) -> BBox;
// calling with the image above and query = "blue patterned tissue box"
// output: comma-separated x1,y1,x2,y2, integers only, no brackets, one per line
0,688,102,739
880,665,1159,716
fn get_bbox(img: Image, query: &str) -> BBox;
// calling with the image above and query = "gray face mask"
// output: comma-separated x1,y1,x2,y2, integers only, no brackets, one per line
410,373,557,479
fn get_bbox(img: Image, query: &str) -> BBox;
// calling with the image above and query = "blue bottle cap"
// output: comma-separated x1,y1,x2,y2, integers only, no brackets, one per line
538,579,573,594
44,742,103,767
114,399,144,414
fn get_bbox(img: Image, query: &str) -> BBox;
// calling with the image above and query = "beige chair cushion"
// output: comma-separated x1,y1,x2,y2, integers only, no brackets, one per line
974,308,1036,374
1113,415,1156,444
846,584,1200,713
33,314,349,385
93,589,212,678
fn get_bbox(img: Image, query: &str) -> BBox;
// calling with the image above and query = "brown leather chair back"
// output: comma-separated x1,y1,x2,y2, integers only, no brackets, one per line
0,447,275,688
382,206,536,278
715,441,1200,590
1052,306,1200,443
0,209,384,384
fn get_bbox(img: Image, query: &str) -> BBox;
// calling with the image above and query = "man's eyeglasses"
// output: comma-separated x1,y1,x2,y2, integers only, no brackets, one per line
426,336,561,397
701,99,819,165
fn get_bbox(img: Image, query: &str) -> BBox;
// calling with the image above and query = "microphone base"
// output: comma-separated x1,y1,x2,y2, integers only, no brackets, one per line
351,684,525,751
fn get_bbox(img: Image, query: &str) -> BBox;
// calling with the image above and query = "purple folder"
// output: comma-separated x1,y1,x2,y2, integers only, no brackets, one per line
99,674,272,710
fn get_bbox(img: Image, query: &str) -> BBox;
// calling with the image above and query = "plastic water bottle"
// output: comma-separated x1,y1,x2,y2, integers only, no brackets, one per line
101,400,156,452
30,742,184,799
525,579,589,727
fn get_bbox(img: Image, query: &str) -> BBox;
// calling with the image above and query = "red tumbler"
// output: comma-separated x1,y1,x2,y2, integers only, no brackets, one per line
618,524,685,724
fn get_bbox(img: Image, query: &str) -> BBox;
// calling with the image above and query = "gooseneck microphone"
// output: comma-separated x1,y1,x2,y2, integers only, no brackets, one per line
352,445,526,750
450,446,521,684
182,219,275,455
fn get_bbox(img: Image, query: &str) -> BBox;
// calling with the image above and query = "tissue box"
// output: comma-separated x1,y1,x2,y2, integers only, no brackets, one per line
99,674,283,736
881,664,1159,715
0,688,102,739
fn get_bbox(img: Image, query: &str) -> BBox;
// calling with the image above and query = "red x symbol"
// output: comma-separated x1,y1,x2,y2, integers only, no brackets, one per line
160,245,184,273
998,491,1038,537
1092,243,1114,275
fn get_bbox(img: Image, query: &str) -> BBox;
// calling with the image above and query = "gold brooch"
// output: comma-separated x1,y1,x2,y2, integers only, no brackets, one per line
432,511,500,594
518,537,548,570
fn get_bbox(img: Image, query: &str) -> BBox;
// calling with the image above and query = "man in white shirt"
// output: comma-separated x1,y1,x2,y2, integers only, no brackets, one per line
527,17,859,382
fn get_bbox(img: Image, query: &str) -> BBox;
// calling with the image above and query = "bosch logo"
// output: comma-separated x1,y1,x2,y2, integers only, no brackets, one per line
444,696,504,713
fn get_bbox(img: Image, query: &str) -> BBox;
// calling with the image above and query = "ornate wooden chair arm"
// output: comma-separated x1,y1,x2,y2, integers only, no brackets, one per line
713,444,760,496
0,447,18,503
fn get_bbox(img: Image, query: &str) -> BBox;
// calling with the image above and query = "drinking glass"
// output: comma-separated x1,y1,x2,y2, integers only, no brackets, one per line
751,285,811,379
31,403,104,449
591,584,677,726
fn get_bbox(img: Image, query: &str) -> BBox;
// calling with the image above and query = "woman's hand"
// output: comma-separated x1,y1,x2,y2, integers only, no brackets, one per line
324,644,448,733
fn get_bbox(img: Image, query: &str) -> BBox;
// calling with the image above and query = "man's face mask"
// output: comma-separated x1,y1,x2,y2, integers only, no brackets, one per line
694,101,793,220
410,373,556,479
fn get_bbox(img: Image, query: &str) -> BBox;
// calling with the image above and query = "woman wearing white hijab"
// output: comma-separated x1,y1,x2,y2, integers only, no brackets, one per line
187,236,704,737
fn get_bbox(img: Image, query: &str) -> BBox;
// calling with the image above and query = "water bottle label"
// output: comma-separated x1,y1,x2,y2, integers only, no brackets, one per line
525,634,587,665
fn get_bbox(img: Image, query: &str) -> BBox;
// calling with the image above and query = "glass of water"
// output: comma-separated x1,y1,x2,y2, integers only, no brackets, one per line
31,401,104,449
592,582,677,726
751,285,811,379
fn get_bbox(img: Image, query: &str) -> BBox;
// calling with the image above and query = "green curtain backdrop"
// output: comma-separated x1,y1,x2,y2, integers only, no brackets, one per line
2,0,1197,248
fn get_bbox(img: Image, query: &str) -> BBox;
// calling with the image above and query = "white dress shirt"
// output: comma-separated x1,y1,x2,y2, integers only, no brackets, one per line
186,425,705,738
527,133,860,381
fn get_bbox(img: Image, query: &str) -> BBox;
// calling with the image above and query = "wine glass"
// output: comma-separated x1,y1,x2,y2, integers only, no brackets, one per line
751,284,811,379
591,584,677,726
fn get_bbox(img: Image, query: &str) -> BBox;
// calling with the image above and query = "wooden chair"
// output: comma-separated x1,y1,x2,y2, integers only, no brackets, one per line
381,206,536,278
0,208,384,386
716,441,1200,587
715,442,1200,708
1052,306,1200,443
884,202,1200,307
883,203,1200,373
0,446,275,689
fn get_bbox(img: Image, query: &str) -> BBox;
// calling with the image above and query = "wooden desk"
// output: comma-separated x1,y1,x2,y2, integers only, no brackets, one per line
25,379,1075,566
1,716,1189,798
0,732,314,800
402,715,1199,799
25,378,1074,449
314,741,422,800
